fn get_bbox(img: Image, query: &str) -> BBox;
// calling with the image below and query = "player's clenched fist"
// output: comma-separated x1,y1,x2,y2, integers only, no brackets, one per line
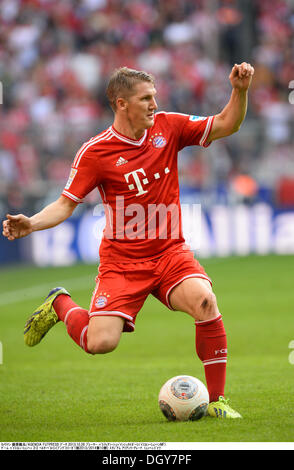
2,214,33,240
229,62,254,91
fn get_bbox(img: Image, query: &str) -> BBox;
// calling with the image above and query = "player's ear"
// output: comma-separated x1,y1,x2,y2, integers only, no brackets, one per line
116,97,128,112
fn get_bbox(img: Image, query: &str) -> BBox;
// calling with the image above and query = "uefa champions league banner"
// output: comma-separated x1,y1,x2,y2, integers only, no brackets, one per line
23,202,294,266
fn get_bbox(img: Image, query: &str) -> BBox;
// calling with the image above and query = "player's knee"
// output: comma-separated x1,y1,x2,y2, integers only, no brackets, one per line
87,333,119,355
193,290,219,321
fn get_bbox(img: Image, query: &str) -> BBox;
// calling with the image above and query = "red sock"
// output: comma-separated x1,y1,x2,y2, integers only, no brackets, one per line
53,295,89,353
195,314,227,402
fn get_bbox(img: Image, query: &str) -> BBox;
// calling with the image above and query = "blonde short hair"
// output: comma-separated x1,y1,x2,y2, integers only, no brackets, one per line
106,67,155,112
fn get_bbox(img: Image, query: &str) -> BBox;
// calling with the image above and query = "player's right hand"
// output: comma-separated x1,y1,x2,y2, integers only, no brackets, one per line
2,214,33,240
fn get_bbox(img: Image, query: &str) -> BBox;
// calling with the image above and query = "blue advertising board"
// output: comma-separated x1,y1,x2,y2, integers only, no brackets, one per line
1,202,289,267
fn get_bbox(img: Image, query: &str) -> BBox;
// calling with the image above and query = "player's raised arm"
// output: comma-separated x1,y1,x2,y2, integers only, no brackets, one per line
207,62,254,143
2,195,77,241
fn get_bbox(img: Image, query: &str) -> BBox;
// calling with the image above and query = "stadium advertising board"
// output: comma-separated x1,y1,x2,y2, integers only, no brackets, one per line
24,202,294,266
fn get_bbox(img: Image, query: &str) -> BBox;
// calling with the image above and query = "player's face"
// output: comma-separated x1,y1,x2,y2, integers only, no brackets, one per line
125,82,158,130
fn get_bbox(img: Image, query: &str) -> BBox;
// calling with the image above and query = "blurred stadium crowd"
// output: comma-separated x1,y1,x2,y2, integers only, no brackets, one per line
0,0,294,217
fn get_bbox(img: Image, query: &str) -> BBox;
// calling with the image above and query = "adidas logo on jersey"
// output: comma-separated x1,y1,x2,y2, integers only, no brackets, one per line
116,156,128,166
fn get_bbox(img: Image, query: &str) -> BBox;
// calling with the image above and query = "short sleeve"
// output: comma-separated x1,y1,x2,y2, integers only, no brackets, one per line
165,113,215,150
62,144,101,203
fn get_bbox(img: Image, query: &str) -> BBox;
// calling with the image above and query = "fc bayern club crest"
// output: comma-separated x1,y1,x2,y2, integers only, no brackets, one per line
150,133,167,149
95,292,110,309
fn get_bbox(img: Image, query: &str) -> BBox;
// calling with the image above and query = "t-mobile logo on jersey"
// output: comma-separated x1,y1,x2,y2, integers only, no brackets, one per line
124,167,170,196
124,168,148,196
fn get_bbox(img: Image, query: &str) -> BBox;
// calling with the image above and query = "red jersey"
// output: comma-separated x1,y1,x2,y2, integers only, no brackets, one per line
62,112,214,262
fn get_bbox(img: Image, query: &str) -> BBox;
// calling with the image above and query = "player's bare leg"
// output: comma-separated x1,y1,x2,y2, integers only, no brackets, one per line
169,277,218,322
169,277,241,418
86,316,124,354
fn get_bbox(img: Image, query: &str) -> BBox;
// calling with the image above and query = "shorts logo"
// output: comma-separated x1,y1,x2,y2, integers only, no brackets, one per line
95,292,110,309
150,133,167,148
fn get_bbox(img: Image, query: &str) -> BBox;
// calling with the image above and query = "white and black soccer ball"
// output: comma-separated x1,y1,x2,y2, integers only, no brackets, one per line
158,375,209,421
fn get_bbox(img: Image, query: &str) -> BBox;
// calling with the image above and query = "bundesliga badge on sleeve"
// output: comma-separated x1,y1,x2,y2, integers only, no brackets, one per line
189,115,206,121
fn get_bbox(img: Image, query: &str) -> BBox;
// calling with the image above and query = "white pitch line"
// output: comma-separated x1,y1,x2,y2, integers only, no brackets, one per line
0,275,95,306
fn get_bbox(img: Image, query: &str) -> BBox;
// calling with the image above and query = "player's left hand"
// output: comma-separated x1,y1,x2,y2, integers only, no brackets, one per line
229,62,254,91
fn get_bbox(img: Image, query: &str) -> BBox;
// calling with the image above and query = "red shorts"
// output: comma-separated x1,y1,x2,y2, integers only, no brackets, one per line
89,248,212,332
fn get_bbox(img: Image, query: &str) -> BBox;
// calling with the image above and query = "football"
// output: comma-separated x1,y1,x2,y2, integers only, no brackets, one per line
158,375,209,421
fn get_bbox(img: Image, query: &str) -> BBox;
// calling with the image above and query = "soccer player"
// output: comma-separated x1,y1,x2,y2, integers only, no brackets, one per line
2,63,254,419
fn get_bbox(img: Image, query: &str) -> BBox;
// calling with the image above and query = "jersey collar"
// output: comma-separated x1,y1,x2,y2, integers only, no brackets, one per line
110,126,147,146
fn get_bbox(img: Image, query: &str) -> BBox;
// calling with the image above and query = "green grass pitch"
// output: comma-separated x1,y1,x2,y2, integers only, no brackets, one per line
0,254,294,443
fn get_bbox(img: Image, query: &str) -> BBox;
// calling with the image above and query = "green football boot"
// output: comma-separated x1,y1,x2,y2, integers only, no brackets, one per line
24,287,70,347
207,396,242,419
